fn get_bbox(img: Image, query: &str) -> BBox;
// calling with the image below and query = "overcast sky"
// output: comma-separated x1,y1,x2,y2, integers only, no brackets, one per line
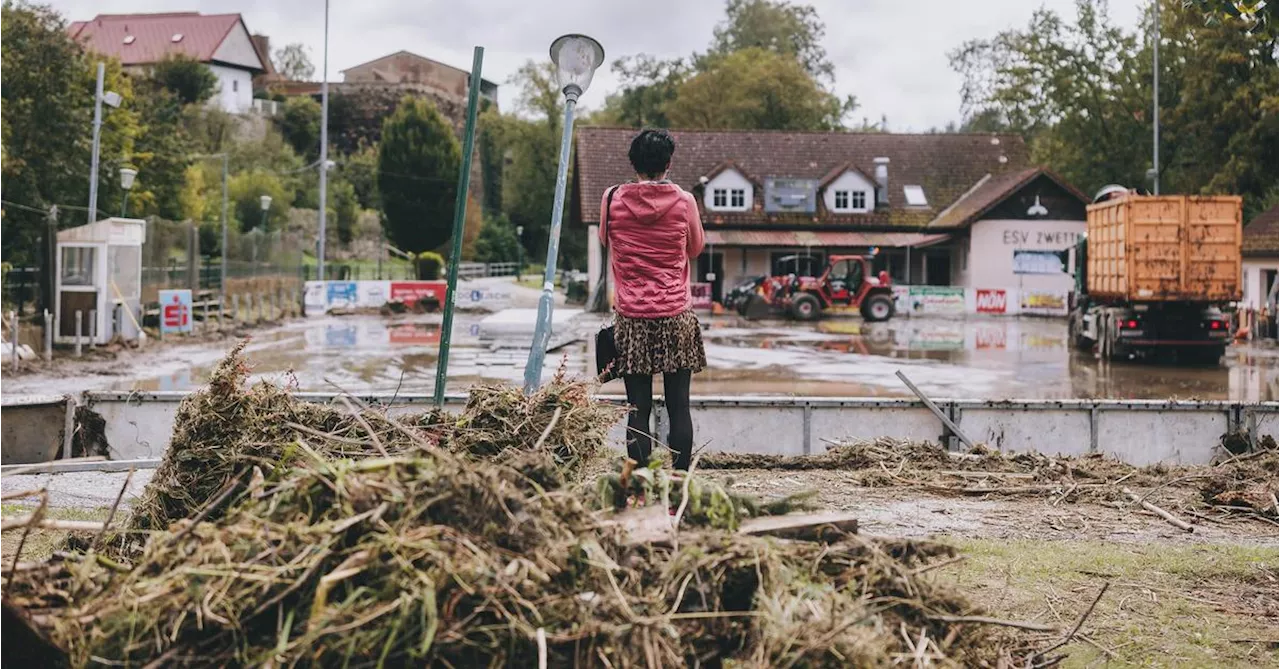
50,0,1146,130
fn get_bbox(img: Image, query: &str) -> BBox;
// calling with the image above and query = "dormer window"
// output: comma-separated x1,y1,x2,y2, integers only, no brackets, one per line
703,166,753,212
832,190,868,212
821,166,875,214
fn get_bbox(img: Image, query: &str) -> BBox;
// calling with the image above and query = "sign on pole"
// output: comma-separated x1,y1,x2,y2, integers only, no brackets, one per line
159,289,194,334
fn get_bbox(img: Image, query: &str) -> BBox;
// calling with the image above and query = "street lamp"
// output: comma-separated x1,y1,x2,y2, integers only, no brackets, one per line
259,194,273,230
119,167,137,217
516,224,524,282
87,62,124,225
522,34,604,393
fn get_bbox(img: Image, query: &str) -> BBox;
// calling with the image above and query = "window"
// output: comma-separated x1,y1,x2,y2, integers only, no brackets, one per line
232,80,239,93
903,185,928,206
730,189,745,208
60,247,96,286
712,189,727,207
833,190,868,212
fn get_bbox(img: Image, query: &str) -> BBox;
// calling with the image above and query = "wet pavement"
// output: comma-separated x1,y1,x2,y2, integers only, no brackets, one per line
2,311,1276,401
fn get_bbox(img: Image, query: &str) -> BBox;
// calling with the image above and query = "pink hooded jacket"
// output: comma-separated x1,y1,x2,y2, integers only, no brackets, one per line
599,182,705,319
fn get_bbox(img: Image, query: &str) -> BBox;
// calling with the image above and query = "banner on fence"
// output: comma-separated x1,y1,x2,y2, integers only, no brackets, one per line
454,281,513,310
158,289,193,334
1020,289,1069,316
975,289,1008,314
908,286,965,315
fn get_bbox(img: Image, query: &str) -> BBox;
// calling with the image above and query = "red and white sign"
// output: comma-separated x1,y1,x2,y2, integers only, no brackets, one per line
975,289,1007,314
390,281,447,304
158,289,193,333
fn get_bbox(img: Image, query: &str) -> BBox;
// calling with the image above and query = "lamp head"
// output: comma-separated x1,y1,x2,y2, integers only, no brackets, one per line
549,34,604,101
119,167,138,190
260,194,273,211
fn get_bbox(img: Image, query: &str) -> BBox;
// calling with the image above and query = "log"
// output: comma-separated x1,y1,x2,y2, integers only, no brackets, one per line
1122,487,1194,533
738,512,859,542
0,515,106,533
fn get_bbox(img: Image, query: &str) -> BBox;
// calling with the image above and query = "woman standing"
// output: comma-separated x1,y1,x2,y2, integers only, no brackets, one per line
600,129,706,470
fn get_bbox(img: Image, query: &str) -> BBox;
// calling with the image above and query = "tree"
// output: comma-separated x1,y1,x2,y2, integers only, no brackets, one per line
327,177,360,246
666,48,853,130
228,169,291,231
274,43,315,81
150,54,218,105
376,96,461,253
473,213,521,263
708,0,834,80
1,1,137,264
341,141,380,210
493,63,565,264
278,96,321,160
128,82,197,219
590,55,689,128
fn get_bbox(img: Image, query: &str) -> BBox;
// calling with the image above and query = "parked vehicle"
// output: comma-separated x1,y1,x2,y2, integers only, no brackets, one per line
728,275,765,316
747,254,895,322
1067,192,1241,363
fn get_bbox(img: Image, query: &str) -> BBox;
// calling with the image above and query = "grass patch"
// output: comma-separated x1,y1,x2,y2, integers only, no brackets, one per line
938,538,1278,668
1,503,113,563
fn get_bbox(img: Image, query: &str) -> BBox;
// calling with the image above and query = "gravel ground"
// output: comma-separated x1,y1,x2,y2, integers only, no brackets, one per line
3,469,155,510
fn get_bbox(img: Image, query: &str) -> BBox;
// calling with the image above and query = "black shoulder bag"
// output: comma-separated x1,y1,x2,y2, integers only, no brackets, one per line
594,185,621,382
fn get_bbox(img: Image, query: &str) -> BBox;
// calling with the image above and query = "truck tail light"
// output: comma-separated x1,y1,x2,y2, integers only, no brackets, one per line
1208,319,1224,330
1120,319,1140,329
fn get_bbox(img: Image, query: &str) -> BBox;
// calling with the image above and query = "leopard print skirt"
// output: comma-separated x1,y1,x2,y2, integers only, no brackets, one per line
613,310,707,376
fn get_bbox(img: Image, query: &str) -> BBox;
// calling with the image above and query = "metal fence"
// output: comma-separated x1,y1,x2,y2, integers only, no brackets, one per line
457,261,519,279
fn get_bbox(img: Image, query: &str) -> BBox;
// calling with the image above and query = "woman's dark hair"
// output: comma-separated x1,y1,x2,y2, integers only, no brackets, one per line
628,129,675,179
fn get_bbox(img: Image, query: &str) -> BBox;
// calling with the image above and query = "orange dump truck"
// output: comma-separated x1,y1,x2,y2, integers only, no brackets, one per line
1067,195,1242,363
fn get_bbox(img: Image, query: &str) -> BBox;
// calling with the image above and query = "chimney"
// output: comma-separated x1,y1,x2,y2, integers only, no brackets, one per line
252,34,274,74
873,157,890,206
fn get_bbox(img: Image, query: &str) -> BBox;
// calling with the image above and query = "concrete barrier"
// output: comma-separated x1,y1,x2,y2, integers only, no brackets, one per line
60,391,1277,468
1,394,74,464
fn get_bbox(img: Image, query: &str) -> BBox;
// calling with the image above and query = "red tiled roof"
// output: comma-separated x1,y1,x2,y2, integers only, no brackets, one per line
67,13,262,71
1243,205,1278,256
574,127,1031,229
705,230,950,248
926,167,1088,229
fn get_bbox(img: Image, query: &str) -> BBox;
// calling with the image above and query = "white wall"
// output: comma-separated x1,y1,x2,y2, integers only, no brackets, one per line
965,218,1085,293
211,22,266,70
1242,258,1278,310
703,170,753,212
208,65,254,113
821,170,874,213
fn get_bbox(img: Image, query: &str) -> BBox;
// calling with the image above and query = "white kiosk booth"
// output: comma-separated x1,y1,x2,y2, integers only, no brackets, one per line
55,217,146,345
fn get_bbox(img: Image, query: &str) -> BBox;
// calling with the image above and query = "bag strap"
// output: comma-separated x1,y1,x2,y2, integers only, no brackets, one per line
602,185,620,255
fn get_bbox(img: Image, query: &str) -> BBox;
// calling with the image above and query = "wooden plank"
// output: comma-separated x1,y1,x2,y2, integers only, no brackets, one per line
739,512,859,541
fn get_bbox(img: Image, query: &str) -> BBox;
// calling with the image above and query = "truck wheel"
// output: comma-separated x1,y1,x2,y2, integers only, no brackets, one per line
790,293,821,321
861,294,894,322
1069,315,1093,351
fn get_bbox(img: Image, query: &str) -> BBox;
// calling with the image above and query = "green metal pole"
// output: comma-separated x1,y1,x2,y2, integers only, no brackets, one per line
433,46,484,407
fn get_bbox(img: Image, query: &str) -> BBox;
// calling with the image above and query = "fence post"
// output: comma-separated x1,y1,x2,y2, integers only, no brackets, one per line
10,311,19,371
203,297,211,332
75,310,83,357
44,310,53,363
89,309,97,343
233,293,240,324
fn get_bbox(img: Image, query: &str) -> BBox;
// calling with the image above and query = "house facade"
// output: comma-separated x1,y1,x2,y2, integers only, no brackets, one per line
68,12,269,113
1241,204,1278,311
340,51,499,106
574,128,1088,315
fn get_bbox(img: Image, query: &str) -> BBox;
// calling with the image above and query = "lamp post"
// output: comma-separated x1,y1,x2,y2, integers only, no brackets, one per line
317,0,331,281
87,62,123,225
259,194,273,230
522,34,604,393
516,224,524,282
119,167,137,217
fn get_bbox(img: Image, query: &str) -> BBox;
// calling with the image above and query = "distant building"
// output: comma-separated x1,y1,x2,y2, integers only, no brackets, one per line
68,12,269,113
574,128,1088,307
1241,204,1278,310
341,50,498,105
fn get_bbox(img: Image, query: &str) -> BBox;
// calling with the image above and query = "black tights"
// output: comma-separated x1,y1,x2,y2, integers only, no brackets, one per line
623,370,693,470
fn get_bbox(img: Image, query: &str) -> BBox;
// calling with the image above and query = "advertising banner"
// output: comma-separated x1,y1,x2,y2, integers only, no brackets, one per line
454,281,513,310
1020,289,1069,316
390,281,447,306
908,286,965,315
974,289,1008,314
304,281,327,315
1012,250,1068,275
326,282,359,310
158,289,193,334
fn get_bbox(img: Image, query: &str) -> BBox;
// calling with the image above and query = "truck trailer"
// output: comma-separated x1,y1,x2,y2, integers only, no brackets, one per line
1068,194,1242,363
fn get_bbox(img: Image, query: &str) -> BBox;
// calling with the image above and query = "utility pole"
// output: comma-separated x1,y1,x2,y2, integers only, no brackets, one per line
1152,0,1160,195
316,0,330,281
87,63,105,225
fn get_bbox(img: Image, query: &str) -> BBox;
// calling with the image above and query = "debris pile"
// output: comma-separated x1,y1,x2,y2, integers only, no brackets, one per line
1200,442,1279,518
3,346,1046,667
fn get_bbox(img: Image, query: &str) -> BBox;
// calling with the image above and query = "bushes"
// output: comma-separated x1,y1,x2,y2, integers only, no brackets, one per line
415,251,444,279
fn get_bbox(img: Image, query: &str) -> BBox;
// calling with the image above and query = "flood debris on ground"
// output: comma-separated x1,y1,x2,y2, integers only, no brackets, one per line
700,436,1280,525
3,343,1060,668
